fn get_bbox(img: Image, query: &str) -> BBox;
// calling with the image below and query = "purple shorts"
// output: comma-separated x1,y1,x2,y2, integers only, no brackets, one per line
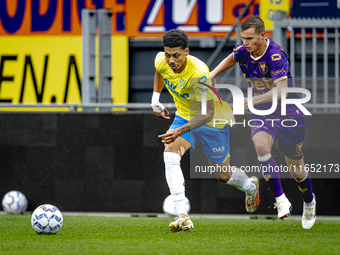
250,114,305,160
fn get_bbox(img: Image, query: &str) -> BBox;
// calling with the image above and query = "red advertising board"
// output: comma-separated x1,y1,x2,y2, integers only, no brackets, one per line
0,0,125,36
0,0,259,37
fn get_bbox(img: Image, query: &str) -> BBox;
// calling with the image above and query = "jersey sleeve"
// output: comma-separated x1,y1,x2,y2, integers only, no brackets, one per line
233,44,247,62
268,49,289,83
154,52,167,74
191,72,214,103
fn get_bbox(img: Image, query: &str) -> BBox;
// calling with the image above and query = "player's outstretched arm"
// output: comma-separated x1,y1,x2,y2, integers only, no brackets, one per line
158,99,214,144
151,70,170,119
210,53,238,78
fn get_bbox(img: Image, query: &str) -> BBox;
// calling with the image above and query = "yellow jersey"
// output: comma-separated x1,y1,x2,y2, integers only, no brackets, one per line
154,52,234,128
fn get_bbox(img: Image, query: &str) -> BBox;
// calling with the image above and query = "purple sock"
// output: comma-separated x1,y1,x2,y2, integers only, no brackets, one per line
259,156,284,197
297,171,314,203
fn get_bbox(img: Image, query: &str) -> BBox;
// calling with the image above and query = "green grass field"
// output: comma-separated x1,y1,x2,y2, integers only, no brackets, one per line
0,214,339,255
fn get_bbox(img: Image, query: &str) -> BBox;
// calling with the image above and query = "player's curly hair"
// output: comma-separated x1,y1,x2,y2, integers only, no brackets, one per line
163,29,188,49
240,15,265,34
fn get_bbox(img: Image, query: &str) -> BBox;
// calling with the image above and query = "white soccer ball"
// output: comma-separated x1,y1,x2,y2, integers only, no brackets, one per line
31,204,63,235
162,195,191,217
2,190,28,214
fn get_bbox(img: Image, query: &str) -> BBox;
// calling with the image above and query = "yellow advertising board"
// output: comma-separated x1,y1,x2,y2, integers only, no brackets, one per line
260,0,289,30
0,36,128,111
0,36,82,104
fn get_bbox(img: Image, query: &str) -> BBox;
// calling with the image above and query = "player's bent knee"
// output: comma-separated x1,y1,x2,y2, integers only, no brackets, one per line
289,166,307,181
164,144,181,154
215,171,232,183
254,143,271,156
164,144,188,157
217,177,230,183
164,147,177,153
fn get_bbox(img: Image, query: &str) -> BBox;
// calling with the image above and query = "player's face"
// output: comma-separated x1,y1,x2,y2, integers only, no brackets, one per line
240,28,265,55
164,47,189,73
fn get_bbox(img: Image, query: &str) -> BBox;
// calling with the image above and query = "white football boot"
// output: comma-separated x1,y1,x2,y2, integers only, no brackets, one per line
169,214,194,232
302,193,316,229
274,197,292,219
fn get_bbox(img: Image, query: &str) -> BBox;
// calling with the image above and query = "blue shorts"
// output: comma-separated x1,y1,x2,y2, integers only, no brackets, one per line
169,115,230,164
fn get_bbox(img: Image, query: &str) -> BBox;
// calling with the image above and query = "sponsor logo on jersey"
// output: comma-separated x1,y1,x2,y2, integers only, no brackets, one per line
164,78,189,98
271,68,286,76
271,54,281,61
198,75,207,84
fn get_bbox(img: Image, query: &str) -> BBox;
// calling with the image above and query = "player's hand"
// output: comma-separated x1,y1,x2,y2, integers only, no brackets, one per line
211,76,217,86
151,103,170,119
158,129,180,144
155,108,170,119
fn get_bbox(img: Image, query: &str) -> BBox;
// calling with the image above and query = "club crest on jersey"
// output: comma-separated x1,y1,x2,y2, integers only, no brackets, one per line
296,142,304,154
259,62,268,75
178,77,187,89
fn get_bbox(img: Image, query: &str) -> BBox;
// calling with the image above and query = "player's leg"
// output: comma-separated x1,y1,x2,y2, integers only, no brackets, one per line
164,137,193,232
163,115,194,232
285,156,316,229
210,158,260,213
252,131,292,219
276,114,316,229
285,156,313,201
164,136,191,215
197,124,259,213
209,158,256,196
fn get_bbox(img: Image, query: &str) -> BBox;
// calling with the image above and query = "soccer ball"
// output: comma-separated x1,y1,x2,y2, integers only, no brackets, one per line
162,195,191,217
31,204,63,235
2,190,28,214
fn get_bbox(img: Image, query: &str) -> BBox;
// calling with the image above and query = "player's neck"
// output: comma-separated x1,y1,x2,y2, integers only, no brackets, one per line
251,39,268,58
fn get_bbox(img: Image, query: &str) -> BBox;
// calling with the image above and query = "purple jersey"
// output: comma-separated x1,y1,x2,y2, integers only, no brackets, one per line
233,40,302,118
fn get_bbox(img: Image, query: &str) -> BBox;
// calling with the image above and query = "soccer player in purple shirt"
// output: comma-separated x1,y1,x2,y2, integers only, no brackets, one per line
210,16,316,229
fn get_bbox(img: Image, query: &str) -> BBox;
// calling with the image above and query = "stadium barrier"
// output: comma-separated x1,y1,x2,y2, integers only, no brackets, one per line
0,112,338,215
273,11,340,112
0,102,338,112
82,9,112,112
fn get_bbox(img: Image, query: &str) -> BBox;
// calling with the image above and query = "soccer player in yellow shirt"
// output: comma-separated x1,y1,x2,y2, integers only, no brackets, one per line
151,29,260,232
